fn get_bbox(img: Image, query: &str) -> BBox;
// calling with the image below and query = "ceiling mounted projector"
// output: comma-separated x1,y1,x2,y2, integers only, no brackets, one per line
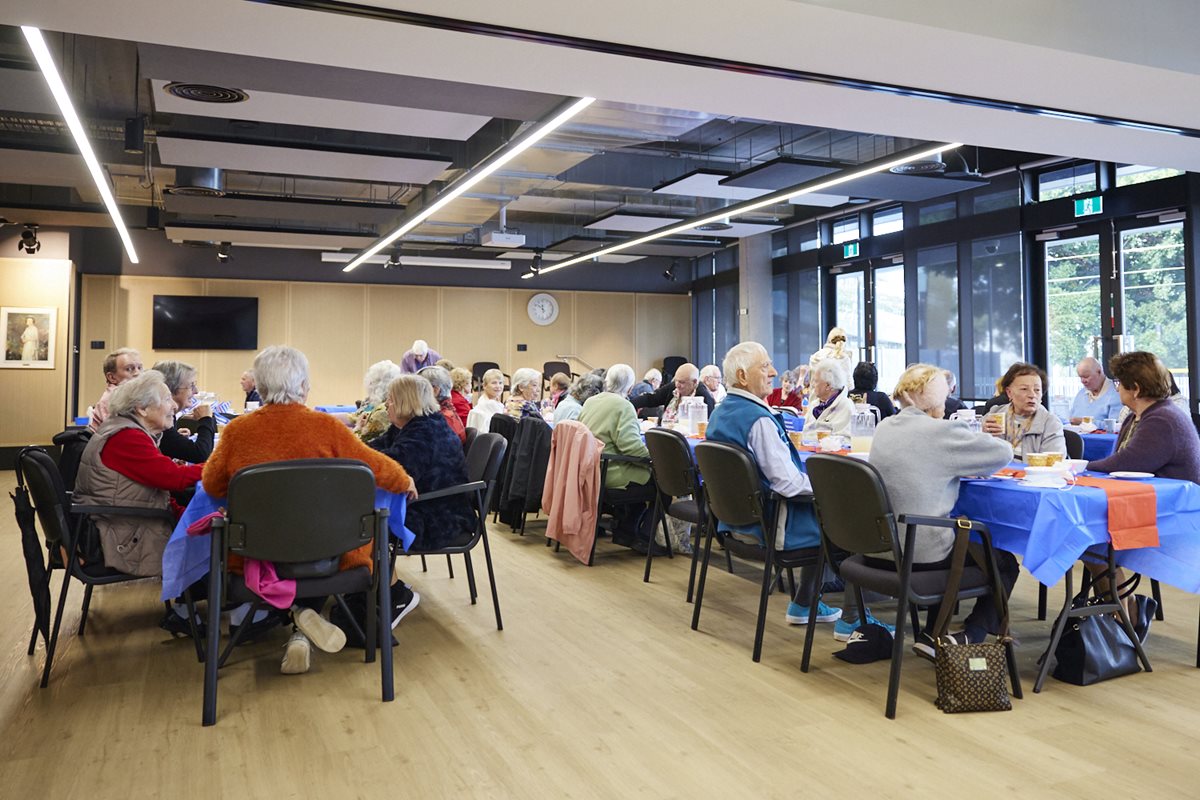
481,231,526,248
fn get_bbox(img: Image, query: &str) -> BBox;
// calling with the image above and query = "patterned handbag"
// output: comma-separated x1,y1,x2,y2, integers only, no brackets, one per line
931,528,1013,713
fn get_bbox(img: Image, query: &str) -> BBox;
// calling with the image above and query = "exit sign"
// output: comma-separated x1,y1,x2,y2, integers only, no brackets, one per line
1074,196,1103,217
843,241,860,258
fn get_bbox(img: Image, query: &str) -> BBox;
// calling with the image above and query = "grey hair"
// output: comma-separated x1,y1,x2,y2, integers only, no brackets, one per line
511,367,541,395
781,369,797,385
253,346,310,405
241,369,255,382
109,369,169,418
152,360,196,394
363,360,402,405
643,368,662,384
699,364,721,380
418,365,453,401
570,374,604,403
811,358,848,390
722,342,768,388
605,363,636,396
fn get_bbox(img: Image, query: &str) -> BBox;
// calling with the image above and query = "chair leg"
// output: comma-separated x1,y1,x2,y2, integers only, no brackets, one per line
691,523,716,631
27,622,39,656
1037,583,1048,621
480,533,503,631
801,550,826,673
1034,569,1075,693
379,537,394,703
884,587,909,720
787,567,797,599
446,554,455,579
1005,638,1023,700
463,552,478,604
420,555,428,573
908,603,922,638
643,494,664,583
724,543,734,574
183,589,205,663
219,600,262,668
752,558,776,662
202,548,223,726
77,583,95,636
1151,578,1164,621
40,571,72,688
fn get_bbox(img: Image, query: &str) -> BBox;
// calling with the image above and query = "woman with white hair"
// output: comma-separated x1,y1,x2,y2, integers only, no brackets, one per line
419,365,467,443
400,339,441,373
804,358,854,436
577,363,658,550
349,360,403,444
554,373,604,423
152,359,215,463
468,367,507,431
202,346,416,675
506,367,544,419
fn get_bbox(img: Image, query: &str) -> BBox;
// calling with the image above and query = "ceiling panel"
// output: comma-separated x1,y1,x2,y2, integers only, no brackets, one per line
165,225,377,249
721,157,841,189
0,148,90,188
653,170,769,201
584,211,684,232
163,192,402,225
550,235,723,257
834,171,990,201
506,195,620,215
695,220,784,238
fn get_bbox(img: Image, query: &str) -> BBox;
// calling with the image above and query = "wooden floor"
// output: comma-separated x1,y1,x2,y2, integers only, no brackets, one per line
3,470,1200,798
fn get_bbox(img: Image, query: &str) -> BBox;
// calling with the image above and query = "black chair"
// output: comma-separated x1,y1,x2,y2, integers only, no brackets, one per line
203,459,393,726
542,360,575,394
1063,429,1084,459
405,432,508,630
691,441,821,662
582,453,657,566
662,356,687,384
51,427,92,492
472,361,508,393
463,426,479,458
17,446,184,687
801,453,1022,718
643,428,732,596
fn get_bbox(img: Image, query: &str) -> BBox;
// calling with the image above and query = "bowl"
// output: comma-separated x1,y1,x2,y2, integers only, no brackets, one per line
1065,458,1089,475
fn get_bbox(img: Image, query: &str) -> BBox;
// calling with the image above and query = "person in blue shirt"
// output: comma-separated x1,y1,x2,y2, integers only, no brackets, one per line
1069,356,1123,423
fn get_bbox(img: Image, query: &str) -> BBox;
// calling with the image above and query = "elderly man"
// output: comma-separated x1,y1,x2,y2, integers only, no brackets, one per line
629,368,661,400
240,369,261,405
88,347,143,431
1069,356,1123,424
942,369,967,419
706,342,859,630
630,362,715,419
700,364,727,404
400,339,442,373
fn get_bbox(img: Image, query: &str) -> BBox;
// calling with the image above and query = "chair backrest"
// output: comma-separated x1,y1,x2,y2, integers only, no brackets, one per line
472,361,500,381
543,360,572,381
51,428,93,492
693,441,766,530
771,406,799,417
662,356,686,384
1063,428,1084,459
463,426,479,458
804,454,897,557
225,459,377,564
645,427,700,499
467,432,508,510
17,447,74,551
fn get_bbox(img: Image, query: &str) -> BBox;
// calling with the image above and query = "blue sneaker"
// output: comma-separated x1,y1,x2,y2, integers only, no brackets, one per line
785,601,842,625
833,612,896,642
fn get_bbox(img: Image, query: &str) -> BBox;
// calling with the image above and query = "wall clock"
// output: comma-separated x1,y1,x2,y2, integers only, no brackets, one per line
527,292,559,326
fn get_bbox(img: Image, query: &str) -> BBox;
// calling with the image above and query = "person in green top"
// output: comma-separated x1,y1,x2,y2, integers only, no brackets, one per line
578,363,658,551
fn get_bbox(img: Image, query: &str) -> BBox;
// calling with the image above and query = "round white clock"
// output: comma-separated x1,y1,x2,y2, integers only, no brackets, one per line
527,292,559,326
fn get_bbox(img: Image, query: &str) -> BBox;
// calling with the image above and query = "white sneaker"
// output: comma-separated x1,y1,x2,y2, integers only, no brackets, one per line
294,607,347,653
281,630,311,674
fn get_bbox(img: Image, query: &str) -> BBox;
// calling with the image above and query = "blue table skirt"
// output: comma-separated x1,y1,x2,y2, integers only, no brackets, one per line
1081,432,1118,461
315,404,358,414
161,484,413,601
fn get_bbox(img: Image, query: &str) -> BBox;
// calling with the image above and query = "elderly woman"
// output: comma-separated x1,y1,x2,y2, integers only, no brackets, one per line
766,369,804,410
506,367,544,419
808,327,854,392
804,359,854,436
467,368,507,431
578,363,657,551
202,346,415,675
554,373,603,423
548,372,572,408
419,365,467,443
449,367,473,426
981,362,1066,458
850,361,896,420
353,360,404,444
870,364,1016,656
151,360,215,463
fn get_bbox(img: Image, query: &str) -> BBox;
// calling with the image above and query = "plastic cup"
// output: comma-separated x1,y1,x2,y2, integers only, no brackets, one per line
788,431,803,449
696,421,707,438
816,430,831,441
245,401,260,411
1025,452,1051,467
1045,452,1064,466
1103,418,1117,433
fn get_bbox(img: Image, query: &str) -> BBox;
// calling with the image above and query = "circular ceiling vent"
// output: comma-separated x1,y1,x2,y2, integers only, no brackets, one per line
163,82,249,104
890,153,946,175
168,167,226,197
696,221,733,232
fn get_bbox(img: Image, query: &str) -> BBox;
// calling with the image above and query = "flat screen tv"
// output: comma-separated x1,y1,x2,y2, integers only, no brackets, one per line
152,295,259,350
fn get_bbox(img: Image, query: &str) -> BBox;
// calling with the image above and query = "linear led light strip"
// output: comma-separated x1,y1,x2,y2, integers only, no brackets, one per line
343,96,595,272
22,27,139,264
532,142,962,277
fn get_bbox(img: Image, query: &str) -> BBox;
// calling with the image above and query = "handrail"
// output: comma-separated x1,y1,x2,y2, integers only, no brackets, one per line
556,354,594,371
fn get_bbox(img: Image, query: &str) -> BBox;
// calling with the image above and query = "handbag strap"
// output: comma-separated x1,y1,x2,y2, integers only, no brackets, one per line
930,519,1011,641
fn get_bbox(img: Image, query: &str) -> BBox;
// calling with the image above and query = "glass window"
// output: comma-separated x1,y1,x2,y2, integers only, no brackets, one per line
1045,234,1101,404
971,236,1025,400
871,206,903,236
918,200,956,226
1121,222,1188,400
1038,163,1097,201
789,223,820,252
772,273,789,372
714,246,739,274
793,268,823,368
973,187,1019,215
835,271,866,365
831,215,859,245
1115,164,1184,187
916,245,959,376
873,264,906,395
771,231,788,258
714,280,740,366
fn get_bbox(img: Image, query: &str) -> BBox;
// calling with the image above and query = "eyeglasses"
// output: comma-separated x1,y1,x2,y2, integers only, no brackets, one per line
189,382,199,393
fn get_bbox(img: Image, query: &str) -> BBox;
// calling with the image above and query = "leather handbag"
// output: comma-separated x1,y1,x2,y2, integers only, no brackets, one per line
931,529,1013,713
1051,595,1141,686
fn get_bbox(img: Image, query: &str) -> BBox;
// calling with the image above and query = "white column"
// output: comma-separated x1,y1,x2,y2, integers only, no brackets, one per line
738,232,773,345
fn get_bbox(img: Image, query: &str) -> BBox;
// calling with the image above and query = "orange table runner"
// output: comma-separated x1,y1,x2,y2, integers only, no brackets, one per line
1074,475,1160,550
794,444,851,455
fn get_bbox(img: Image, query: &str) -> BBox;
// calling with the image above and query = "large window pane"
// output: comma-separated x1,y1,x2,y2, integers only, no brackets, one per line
1121,223,1188,399
832,215,859,245
1045,234,1101,404
1038,163,1097,201
835,271,866,363
872,206,903,236
772,273,789,372
1116,164,1184,187
874,264,906,395
971,236,1025,399
916,245,959,376
918,200,956,226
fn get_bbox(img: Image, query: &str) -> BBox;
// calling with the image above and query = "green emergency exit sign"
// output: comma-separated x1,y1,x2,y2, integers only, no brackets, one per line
1074,196,1103,217
843,241,860,258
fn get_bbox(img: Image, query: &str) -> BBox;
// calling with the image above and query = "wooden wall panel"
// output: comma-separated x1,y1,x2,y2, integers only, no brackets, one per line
365,285,440,368
288,283,366,406
202,279,290,405
509,290,575,385
441,288,510,374
636,294,692,375
118,277,207,373
79,274,117,415
573,292,636,374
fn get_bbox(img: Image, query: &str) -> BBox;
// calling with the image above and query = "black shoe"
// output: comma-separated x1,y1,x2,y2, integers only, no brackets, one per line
390,583,421,629
160,608,206,639
630,538,669,556
229,609,287,646
1133,595,1157,643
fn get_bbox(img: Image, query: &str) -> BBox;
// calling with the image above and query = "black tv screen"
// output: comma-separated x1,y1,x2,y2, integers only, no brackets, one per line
152,295,258,350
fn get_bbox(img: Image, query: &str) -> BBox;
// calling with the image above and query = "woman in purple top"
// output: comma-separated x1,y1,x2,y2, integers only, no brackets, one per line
1088,351,1200,484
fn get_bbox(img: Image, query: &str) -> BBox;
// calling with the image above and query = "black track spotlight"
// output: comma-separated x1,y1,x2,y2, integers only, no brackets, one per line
383,249,402,270
531,250,544,273
216,241,231,262
18,224,40,255
662,258,679,282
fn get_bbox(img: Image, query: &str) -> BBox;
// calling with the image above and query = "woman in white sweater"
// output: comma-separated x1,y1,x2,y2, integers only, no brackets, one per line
804,358,854,436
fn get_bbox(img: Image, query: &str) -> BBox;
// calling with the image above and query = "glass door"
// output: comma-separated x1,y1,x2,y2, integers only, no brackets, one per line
1044,233,1102,412
832,262,907,394
1118,222,1188,400
834,270,866,363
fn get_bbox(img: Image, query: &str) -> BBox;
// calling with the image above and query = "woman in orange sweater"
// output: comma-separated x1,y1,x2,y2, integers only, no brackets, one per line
203,345,416,675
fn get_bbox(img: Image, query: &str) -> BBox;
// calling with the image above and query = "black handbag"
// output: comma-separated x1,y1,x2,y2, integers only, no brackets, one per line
1052,595,1141,686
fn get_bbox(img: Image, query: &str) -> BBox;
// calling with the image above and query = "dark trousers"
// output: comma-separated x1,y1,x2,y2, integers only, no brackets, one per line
605,479,662,544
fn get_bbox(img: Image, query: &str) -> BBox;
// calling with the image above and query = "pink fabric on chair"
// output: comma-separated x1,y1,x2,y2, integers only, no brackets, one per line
542,420,604,564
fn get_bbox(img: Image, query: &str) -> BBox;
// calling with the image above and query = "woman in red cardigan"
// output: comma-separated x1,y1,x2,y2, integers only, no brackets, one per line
765,369,804,410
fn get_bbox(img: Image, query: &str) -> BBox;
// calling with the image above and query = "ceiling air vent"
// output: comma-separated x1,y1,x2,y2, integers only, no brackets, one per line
890,153,945,175
163,82,249,104
696,219,733,232
168,167,225,197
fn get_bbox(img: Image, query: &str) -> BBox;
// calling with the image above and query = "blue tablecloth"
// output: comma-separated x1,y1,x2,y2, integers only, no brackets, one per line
781,414,804,432
161,484,414,600
1081,432,1118,461
315,404,358,414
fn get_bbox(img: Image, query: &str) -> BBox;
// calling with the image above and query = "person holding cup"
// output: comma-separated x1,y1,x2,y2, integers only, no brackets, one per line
981,362,1066,459
152,359,215,463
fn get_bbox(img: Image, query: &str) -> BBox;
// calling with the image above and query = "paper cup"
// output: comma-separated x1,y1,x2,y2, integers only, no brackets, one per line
1025,452,1051,467
1045,452,1064,466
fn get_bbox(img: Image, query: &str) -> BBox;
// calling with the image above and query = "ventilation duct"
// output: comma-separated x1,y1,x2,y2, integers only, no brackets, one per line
169,167,225,197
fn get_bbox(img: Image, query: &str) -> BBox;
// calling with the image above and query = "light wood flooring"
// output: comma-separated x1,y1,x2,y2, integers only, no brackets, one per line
2,470,1199,799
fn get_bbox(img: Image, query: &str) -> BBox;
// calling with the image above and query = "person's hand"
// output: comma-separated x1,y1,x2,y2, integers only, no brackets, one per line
1069,417,1083,425
194,403,212,419
177,427,192,437
405,484,419,501
981,417,1002,436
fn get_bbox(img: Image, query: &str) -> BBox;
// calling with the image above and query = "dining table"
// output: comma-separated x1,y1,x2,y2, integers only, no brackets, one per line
1080,431,1119,461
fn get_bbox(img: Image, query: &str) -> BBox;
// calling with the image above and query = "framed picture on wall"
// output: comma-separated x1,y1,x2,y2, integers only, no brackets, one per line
1,306,56,369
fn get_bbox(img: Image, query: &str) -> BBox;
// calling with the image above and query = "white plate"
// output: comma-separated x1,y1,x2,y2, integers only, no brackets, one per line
1110,471,1154,479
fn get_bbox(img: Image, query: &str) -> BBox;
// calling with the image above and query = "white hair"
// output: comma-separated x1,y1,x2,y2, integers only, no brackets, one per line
418,365,453,400
605,363,636,396
254,345,310,405
722,342,768,388
643,368,662,383
811,358,848,390
412,339,429,357
109,370,169,418
363,360,402,405
699,364,721,380
511,367,541,394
